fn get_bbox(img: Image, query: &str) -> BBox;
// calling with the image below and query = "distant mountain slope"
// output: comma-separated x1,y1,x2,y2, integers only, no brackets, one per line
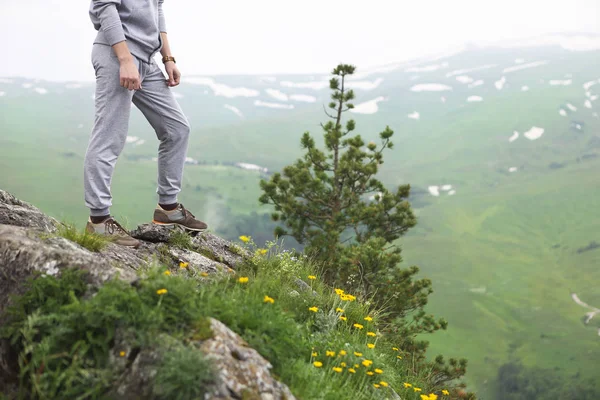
1,34,599,399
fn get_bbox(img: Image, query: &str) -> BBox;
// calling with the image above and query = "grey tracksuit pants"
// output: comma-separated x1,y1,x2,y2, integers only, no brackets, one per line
84,43,190,217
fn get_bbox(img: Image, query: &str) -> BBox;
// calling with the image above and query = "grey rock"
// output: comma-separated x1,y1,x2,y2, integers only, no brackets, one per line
168,247,233,275
200,319,295,400
0,224,138,318
294,278,318,296
192,232,251,269
0,189,58,232
130,223,176,243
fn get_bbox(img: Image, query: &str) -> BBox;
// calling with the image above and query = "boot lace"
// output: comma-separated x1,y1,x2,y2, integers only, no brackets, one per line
105,218,130,236
179,203,195,219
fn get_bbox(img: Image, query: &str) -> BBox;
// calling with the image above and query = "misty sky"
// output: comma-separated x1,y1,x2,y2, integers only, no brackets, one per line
1,0,599,82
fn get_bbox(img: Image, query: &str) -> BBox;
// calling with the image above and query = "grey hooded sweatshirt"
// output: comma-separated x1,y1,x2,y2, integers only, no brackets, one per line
89,0,166,64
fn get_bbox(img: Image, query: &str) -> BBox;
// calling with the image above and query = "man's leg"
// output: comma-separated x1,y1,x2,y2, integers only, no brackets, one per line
132,62,207,231
132,61,190,207
84,44,137,219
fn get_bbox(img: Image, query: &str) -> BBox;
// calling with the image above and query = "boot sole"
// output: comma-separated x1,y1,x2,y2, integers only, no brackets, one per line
152,220,207,232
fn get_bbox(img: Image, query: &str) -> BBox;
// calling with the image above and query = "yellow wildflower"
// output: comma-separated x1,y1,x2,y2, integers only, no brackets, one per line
414,387,422,392
362,359,373,367
354,352,363,357
348,368,356,373
380,381,388,387
335,307,344,313
263,295,275,304
367,331,376,337
354,364,359,368
238,276,249,283
339,316,347,321
340,362,347,367
428,394,438,400
156,289,168,295
367,343,375,349
119,351,126,357
397,355,402,359
258,249,268,255
364,316,373,322
339,350,347,356
392,347,399,351
332,367,343,373
346,294,356,301
179,261,189,268
374,368,383,374
326,351,336,357
239,235,250,243
309,306,318,313
367,371,375,376
403,382,412,388
335,288,345,295
311,352,318,357
420,396,430,400
373,384,380,388
353,323,364,329
442,390,450,396
308,275,317,280
163,270,171,276
313,361,323,368
200,272,209,277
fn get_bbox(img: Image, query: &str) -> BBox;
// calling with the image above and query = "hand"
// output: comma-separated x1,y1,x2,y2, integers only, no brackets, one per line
119,58,142,91
165,62,181,87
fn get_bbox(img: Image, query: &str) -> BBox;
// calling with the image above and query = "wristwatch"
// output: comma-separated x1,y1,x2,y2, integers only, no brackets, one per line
162,56,176,64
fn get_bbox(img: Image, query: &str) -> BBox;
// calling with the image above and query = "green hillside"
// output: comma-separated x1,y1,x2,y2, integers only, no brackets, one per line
1,42,599,399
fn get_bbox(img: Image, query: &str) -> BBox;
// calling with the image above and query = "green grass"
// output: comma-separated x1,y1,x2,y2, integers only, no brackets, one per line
55,222,109,252
1,242,468,400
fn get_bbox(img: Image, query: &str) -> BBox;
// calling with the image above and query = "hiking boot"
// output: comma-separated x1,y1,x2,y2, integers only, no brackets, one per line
86,217,141,248
152,203,208,232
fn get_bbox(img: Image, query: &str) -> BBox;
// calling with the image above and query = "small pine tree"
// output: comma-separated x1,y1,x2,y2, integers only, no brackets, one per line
259,64,447,356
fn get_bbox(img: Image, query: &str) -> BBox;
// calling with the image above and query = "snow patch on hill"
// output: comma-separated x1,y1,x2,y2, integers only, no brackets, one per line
495,77,506,90
456,75,474,84
446,64,496,77
583,79,599,91
549,79,572,86
405,62,448,73
407,111,420,120
280,78,382,91
524,126,544,140
509,131,519,142
187,77,259,98
428,186,440,196
469,80,484,88
503,61,548,74
265,89,288,101
410,84,452,92
34,88,48,95
350,96,386,114
224,105,244,118
467,96,483,102
254,100,294,110
522,86,530,91
290,94,317,103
